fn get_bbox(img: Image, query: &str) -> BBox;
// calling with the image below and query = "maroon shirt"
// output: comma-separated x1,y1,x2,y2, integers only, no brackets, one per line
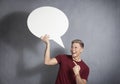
55,54,89,84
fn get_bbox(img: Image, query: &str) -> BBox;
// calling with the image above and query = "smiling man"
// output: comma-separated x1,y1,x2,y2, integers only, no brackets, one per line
41,34,89,84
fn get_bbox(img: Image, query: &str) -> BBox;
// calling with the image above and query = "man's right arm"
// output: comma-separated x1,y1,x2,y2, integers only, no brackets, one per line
41,35,58,65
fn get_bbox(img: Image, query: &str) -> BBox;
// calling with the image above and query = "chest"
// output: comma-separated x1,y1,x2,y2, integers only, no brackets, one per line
60,58,85,74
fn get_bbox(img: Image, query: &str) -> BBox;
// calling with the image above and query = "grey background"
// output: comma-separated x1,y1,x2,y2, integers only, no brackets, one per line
0,0,120,84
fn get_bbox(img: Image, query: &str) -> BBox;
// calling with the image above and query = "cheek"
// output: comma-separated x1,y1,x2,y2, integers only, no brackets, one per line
77,49,81,53
79,49,83,53
70,48,74,51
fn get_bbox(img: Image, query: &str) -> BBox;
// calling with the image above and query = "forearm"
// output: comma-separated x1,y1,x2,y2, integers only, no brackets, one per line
44,43,51,64
41,35,57,65
75,74,86,84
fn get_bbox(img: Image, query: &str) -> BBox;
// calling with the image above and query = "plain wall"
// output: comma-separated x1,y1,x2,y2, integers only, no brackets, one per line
0,0,120,84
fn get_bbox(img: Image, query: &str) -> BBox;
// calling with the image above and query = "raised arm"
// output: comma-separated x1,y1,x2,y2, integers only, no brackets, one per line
41,34,58,65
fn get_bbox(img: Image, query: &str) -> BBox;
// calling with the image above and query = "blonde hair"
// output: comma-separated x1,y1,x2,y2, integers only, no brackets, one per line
72,39,84,48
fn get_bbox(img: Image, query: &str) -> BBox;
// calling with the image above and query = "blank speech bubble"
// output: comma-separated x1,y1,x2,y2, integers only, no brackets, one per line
27,6,69,48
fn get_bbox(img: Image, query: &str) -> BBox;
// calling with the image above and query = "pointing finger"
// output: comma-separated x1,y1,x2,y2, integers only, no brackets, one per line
73,61,77,66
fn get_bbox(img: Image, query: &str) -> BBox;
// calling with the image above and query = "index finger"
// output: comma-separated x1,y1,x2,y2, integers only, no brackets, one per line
73,61,77,66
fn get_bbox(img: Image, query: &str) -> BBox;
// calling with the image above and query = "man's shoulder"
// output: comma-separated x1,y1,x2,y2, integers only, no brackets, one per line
81,60,89,69
55,54,72,63
56,54,72,59
57,54,71,57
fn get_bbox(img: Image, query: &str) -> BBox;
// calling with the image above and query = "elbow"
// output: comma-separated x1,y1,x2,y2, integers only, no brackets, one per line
44,61,50,65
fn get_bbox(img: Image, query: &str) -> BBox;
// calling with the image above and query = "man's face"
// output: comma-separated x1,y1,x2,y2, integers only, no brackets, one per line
71,43,83,57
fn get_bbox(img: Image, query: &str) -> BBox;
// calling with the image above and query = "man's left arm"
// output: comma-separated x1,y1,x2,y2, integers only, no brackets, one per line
75,74,87,84
73,61,87,84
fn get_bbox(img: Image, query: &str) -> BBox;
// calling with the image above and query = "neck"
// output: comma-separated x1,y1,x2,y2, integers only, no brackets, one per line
72,55,81,62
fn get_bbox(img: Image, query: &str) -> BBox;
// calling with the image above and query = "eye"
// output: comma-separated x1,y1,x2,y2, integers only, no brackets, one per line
75,47,77,49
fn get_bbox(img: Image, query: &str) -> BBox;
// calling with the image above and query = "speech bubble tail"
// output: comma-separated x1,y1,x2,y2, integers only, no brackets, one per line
52,37,65,48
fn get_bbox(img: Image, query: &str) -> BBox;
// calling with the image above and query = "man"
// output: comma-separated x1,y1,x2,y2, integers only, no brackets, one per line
41,34,89,84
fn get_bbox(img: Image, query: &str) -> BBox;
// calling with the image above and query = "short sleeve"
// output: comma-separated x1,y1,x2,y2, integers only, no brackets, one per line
55,54,62,64
81,67,89,81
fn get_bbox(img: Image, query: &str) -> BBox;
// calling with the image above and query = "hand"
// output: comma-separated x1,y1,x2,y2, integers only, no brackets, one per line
40,34,50,45
73,61,80,76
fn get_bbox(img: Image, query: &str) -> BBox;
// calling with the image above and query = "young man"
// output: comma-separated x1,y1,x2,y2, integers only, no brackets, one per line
41,35,89,84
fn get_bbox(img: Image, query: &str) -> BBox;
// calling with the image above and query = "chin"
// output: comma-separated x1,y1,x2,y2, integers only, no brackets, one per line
72,55,77,58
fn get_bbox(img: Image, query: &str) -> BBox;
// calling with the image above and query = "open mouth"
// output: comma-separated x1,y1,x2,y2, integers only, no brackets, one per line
72,52,77,56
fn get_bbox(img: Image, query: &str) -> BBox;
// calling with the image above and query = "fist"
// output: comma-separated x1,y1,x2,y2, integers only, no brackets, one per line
40,34,50,44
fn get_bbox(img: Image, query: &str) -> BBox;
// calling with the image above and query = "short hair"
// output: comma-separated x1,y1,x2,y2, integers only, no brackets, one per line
71,39,84,48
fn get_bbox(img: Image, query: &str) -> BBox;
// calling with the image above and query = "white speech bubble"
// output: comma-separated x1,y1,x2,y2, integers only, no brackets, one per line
27,6,69,48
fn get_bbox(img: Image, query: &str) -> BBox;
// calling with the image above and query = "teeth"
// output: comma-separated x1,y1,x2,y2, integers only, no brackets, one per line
73,51,75,53
73,54,76,56
71,51,76,56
